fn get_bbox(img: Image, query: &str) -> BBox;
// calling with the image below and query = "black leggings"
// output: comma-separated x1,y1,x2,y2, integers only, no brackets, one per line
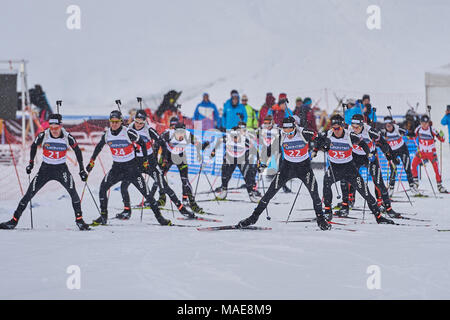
150,156,194,200
99,159,161,215
388,144,414,187
341,153,391,207
14,163,82,220
221,161,257,192
323,161,379,215
253,159,323,217
121,156,185,208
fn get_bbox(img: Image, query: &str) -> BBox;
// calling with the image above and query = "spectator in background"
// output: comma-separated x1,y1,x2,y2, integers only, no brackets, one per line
299,97,317,131
241,94,258,130
440,105,450,144
344,98,362,125
221,91,247,130
401,108,420,138
193,93,220,130
361,94,377,124
293,97,303,118
269,93,293,127
258,93,276,126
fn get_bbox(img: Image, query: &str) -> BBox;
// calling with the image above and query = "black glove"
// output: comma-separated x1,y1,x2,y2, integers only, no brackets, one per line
257,161,267,173
322,138,331,152
393,157,400,165
201,141,210,150
368,152,377,163
26,161,34,174
79,170,88,182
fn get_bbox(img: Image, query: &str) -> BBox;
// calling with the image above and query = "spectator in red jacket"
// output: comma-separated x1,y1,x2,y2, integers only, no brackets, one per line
270,93,293,127
258,93,276,126
297,97,317,131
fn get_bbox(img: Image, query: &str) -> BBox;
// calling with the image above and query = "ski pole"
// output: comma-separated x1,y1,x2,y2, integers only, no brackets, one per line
194,160,204,198
259,173,271,220
327,155,341,199
387,105,393,118
361,160,370,223
440,141,443,179
163,176,175,218
86,182,101,214
203,170,221,205
140,173,151,223
28,174,34,229
396,173,413,207
412,140,438,198
286,182,303,223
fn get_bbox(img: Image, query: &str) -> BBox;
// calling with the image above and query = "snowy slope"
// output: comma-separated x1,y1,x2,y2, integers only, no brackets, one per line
2,0,450,116
1,144,450,299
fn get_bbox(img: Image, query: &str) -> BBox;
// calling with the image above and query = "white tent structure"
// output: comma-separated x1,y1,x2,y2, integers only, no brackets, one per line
425,64,450,130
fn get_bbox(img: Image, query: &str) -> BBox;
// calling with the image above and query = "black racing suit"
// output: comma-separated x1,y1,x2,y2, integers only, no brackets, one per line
382,127,415,188
252,127,324,219
88,126,169,223
13,130,85,223
212,131,258,194
151,129,206,204
341,126,395,209
316,130,382,218
119,126,189,212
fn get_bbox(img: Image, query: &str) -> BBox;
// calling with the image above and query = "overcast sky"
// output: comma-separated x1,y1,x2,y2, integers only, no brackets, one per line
1,0,449,115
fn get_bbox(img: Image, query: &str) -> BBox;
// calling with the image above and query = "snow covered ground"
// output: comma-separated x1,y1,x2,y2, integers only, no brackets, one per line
1,144,450,299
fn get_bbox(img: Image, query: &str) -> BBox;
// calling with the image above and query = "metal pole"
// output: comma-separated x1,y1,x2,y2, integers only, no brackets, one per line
20,62,26,147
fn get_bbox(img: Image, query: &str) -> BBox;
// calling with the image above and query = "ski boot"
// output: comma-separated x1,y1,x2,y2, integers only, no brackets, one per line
157,194,166,207
409,179,420,196
237,212,259,228
214,186,227,200
91,212,108,226
248,189,262,203
385,206,401,218
76,218,91,230
437,183,449,194
116,207,132,220
0,217,18,230
335,202,349,217
324,207,333,221
179,205,197,219
375,213,395,224
182,195,190,207
316,214,331,230
189,199,206,214
154,212,172,226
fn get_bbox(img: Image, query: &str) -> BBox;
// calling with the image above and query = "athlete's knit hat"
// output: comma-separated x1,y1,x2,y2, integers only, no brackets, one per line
330,114,344,126
135,109,147,120
109,110,122,120
420,114,430,123
49,114,62,125
351,113,364,125
384,116,393,123
282,116,296,128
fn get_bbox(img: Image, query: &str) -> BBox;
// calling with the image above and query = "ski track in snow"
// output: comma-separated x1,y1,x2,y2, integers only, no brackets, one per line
1,146,450,299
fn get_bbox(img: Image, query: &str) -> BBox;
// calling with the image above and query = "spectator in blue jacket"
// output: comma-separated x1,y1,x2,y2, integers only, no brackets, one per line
441,105,450,144
193,93,220,130
361,94,377,124
221,91,247,130
344,98,362,125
